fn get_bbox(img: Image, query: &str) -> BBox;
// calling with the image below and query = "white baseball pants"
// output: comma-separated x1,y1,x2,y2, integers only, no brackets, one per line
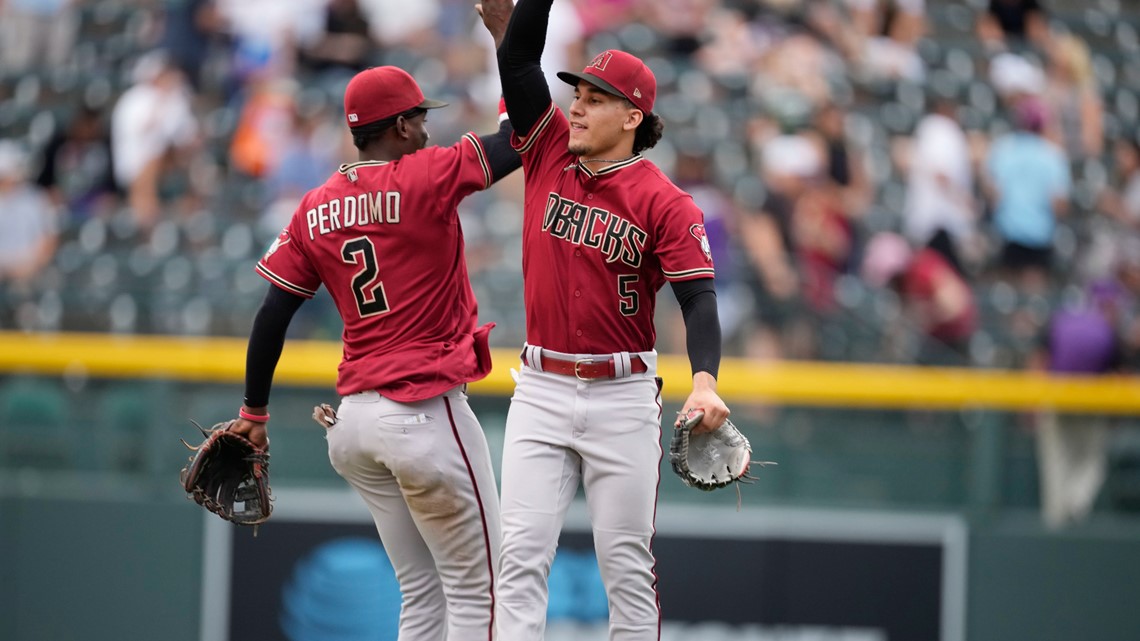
326,386,501,641
496,352,663,640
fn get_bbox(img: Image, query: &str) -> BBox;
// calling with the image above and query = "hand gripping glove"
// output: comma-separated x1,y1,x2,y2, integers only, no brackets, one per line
668,409,774,492
180,420,272,529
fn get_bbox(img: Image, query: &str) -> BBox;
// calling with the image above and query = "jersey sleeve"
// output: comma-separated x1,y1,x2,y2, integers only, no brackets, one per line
655,194,717,282
255,213,321,299
510,101,568,175
413,136,496,219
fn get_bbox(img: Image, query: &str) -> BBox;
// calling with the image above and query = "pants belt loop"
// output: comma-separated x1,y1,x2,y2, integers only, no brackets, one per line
612,352,631,378
525,345,544,372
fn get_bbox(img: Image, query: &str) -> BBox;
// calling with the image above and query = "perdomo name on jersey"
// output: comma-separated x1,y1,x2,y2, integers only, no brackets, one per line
306,191,402,240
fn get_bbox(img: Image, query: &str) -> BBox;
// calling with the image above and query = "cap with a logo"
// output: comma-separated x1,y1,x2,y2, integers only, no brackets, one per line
343,66,448,128
557,50,656,114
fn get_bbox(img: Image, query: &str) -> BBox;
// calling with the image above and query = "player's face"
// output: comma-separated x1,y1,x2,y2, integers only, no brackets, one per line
401,111,431,151
567,83,640,159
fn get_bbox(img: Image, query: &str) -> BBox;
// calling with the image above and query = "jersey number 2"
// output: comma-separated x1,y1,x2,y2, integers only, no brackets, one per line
342,237,390,317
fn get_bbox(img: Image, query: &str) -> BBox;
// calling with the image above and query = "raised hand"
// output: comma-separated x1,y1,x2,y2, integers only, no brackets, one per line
476,0,515,49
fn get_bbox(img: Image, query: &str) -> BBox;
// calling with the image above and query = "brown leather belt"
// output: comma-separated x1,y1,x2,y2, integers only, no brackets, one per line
523,352,648,380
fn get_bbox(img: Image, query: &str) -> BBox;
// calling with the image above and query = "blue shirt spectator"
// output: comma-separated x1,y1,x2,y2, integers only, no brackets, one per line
987,130,1070,249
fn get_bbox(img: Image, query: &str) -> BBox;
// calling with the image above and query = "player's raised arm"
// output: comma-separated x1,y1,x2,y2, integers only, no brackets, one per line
469,0,523,184
495,0,554,137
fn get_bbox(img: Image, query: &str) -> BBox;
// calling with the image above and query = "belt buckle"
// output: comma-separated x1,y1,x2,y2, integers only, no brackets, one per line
573,358,594,381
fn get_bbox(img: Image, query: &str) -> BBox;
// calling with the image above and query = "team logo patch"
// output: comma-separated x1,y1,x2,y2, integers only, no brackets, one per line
689,224,712,263
589,51,613,71
265,229,291,258
348,113,359,123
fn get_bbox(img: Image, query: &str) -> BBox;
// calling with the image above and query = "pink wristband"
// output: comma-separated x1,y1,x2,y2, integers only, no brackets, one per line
239,408,269,422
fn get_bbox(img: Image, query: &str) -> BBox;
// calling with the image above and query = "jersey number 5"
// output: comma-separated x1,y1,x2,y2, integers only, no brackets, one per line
618,274,639,316
342,237,391,317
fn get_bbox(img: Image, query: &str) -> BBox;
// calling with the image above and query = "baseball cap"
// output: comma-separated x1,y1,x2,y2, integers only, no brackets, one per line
557,50,656,114
343,66,448,128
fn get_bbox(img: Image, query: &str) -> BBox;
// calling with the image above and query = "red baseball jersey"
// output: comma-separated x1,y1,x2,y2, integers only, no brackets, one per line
512,102,715,354
256,135,496,402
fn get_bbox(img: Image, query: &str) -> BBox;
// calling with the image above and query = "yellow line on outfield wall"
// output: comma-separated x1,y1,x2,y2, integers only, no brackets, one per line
1,331,1138,413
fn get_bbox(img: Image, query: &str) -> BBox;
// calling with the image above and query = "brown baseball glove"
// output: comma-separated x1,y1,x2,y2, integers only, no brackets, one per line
180,420,272,528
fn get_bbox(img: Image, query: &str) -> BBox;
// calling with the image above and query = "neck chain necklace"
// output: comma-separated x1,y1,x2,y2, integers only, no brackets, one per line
580,154,636,165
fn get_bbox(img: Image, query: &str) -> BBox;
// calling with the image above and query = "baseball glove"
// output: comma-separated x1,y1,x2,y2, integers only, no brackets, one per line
668,409,774,492
180,420,272,528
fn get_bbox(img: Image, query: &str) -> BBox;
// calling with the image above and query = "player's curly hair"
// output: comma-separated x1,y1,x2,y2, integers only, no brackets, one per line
350,107,428,150
632,110,664,153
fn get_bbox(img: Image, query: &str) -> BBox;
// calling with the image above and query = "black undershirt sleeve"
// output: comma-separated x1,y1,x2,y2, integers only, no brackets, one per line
243,284,306,408
496,0,556,137
670,278,722,379
476,117,522,184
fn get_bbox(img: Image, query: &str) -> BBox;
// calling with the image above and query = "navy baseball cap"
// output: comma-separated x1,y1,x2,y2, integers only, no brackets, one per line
343,66,448,128
557,50,657,114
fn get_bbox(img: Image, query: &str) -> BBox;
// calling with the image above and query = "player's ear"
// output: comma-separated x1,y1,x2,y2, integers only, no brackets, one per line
623,108,644,132
395,115,409,139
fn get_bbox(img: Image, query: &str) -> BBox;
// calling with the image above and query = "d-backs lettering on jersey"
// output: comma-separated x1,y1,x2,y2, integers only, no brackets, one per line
256,134,496,402
511,102,714,354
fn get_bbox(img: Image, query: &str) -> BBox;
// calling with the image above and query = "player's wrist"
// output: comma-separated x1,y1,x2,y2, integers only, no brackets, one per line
691,370,718,390
239,406,270,422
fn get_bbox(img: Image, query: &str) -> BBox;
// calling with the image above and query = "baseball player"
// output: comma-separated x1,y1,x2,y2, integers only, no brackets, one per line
225,12,520,639
489,0,731,638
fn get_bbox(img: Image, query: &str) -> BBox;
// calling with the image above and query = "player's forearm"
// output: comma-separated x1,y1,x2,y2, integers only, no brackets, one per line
497,0,554,136
673,279,722,378
243,285,304,408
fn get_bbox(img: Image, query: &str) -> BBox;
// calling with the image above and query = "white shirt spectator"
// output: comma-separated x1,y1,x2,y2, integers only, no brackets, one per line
903,111,975,246
110,55,199,189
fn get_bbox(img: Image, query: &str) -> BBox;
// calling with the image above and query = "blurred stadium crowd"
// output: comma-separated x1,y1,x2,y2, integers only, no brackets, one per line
1,0,1138,374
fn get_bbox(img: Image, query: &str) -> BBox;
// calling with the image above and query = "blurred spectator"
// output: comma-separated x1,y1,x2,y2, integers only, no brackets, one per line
752,28,844,116
1100,136,1140,232
976,0,1049,52
738,132,843,359
812,102,872,221
358,0,441,49
259,90,344,234
640,0,716,55
901,94,978,272
988,51,1046,108
0,0,79,73
158,0,226,91
0,141,60,288
983,96,1071,293
111,51,201,230
693,4,765,79
297,0,376,82
574,0,639,39
841,0,926,83
1043,34,1104,162
215,0,327,84
1028,279,1126,528
35,105,119,223
229,77,301,179
862,232,978,363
